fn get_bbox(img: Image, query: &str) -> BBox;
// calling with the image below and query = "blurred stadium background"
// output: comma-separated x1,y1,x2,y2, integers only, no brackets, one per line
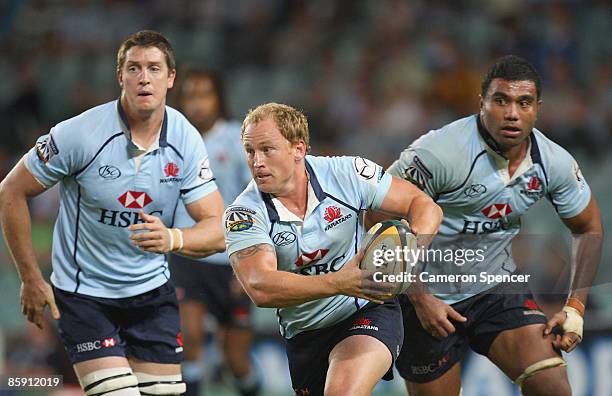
0,1,610,395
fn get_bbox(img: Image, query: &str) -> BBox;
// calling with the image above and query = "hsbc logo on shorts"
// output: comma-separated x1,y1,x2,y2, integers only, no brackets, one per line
118,191,152,209
76,338,117,353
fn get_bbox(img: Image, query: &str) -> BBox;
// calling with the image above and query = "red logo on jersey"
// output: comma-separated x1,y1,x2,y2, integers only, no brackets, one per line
176,332,183,347
118,191,152,209
102,338,115,348
523,298,539,310
353,318,372,327
526,176,541,192
295,249,329,267
164,162,180,177
481,204,512,219
324,206,342,223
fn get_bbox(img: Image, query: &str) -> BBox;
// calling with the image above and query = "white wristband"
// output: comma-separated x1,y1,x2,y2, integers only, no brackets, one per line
562,306,584,340
167,228,184,252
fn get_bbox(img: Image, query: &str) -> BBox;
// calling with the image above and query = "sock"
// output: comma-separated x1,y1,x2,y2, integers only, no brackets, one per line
234,368,261,396
182,361,203,396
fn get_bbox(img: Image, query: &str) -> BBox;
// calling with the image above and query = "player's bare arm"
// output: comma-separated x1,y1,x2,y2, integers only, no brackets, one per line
544,196,603,352
371,176,443,243
128,190,225,257
230,243,392,307
0,159,60,329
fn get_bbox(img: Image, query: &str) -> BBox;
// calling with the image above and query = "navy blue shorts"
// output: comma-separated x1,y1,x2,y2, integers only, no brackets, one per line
53,282,183,365
395,286,548,383
169,255,252,328
286,300,403,396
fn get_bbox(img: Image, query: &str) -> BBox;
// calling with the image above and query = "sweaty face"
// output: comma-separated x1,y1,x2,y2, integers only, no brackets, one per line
118,46,175,116
180,77,220,130
242,117,300,195
480,78,540,151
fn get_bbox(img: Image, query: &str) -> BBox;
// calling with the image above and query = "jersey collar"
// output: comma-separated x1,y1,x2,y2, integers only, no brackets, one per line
261,158,327,223
476,114,537,183
116,99,169,152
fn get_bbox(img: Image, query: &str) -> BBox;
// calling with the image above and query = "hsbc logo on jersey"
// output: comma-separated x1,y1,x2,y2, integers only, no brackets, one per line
323,206,353,231
294,253,346,276
295,249,329,267
118,191,152,209
461,203,513,234
481,204,512,219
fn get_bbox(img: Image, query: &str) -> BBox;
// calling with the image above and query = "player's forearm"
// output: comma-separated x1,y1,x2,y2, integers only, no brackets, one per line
177,217,225,258
0,188,44,283
406,195,443,242
243,270,339,308
567,231,603,306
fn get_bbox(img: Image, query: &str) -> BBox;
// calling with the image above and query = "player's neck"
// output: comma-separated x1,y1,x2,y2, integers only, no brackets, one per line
275,168,309,219
502,140,529,178
122,98,165,149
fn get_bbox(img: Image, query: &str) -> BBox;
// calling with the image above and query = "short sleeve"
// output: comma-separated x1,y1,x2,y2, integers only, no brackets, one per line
387,147,447,198
25,125,87,188
181,130,218,204
547,153,591,218
224,205,272,256
344,157,392,210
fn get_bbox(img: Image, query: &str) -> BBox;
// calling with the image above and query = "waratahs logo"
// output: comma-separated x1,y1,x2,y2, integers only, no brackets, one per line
323,206,352,232
324,206,342,223
164,162,179,177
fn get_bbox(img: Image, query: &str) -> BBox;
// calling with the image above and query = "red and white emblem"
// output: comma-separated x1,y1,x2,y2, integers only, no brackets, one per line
118,191,152,209
295,249,329,267
102,338,115,348
324,206,342,223
164,162,180,177
481,204,512,219
526,176,541,192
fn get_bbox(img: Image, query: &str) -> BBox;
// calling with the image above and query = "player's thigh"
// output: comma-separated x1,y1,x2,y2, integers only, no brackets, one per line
178,300,207,346
487,324,569,393
325,335,392,396
128,357,186,395
128,357,181,375
405,362,462,396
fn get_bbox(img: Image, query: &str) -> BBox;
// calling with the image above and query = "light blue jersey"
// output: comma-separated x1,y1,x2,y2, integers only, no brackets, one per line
25,100,218,298
225,155,392,338
172,119,251,264
388,115,591,304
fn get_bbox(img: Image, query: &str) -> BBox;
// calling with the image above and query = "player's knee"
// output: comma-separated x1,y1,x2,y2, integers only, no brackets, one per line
79,367,140,396
324,377,367,396
516,357,570,396
134,372,186,395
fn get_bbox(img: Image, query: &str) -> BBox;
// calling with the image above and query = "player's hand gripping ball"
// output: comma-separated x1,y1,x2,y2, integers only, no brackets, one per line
360,220,418,296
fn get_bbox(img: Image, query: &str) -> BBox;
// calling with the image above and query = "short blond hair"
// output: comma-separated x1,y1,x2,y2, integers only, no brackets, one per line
241,103,310,150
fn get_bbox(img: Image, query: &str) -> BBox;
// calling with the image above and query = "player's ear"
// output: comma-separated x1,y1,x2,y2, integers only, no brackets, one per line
117,68,123,88
293,139,306,161
167,68,176,89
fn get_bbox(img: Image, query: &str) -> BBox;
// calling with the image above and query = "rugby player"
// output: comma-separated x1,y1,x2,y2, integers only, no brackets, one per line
224,102,443,396
368,55,603,396
169,69,261,396
0,31,225,395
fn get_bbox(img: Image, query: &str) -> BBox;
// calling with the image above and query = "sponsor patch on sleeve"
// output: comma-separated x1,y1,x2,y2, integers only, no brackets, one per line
353,157,381,186
35,133,59,164
197,158,214,182
225,207,256,232
572,161,586,191
403,155,432,190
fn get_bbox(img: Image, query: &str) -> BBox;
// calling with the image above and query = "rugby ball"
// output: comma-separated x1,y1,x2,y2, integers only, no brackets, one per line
360,220,418,295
